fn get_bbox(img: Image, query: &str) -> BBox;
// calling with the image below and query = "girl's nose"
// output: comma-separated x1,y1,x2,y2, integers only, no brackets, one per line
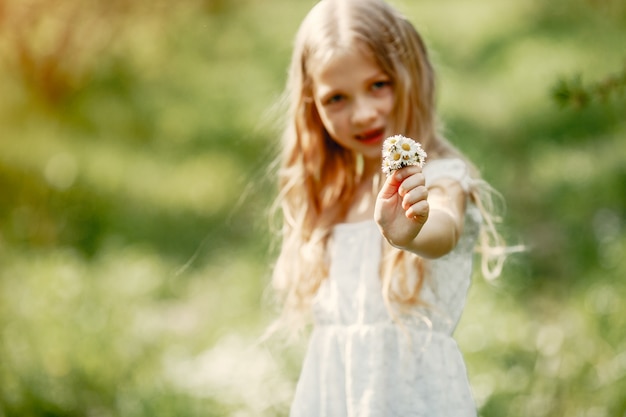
351,96,377,126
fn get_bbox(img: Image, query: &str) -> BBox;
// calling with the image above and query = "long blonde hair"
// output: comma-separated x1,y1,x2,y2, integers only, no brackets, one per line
270,0,506,332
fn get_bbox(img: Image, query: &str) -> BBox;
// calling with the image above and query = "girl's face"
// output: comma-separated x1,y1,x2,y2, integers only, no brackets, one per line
311,48,394,164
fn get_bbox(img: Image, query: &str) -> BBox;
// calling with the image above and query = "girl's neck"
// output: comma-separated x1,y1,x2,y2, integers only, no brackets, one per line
344,170,381,224
361,154,382,178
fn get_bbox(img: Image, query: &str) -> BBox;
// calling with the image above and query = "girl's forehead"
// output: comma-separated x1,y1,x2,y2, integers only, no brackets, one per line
309,43,379,76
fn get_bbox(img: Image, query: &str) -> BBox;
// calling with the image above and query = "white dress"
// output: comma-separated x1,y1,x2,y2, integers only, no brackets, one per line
290,159,481,417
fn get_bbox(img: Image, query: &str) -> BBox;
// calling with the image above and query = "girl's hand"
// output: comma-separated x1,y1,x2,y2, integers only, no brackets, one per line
375,165,467,258
374,166,429,249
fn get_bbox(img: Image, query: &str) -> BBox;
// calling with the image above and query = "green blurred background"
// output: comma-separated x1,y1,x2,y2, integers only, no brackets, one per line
0,0,624,416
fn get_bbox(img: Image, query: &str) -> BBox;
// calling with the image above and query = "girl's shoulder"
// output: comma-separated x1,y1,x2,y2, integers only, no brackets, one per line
423,157,473,192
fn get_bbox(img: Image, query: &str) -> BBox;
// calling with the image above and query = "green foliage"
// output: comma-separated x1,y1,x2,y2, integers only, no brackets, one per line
0,0,624,416
552,65,626,108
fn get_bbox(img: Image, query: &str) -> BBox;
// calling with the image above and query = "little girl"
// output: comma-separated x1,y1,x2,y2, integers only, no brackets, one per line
270,0,505,415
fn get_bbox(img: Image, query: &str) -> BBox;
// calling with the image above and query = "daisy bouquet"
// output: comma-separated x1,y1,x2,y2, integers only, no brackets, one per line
381,135,427,176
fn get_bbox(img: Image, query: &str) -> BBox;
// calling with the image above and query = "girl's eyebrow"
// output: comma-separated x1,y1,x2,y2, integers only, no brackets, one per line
363,71,390,83
364,66,388,77
316,88,341,102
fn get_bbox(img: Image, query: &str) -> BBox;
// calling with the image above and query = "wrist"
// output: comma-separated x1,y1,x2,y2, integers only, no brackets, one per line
378,221,423,252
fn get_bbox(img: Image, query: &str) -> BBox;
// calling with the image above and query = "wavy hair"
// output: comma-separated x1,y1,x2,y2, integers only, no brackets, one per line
270,0,506,332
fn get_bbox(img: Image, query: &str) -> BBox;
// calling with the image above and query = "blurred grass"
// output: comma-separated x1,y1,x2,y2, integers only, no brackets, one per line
0,0,625,416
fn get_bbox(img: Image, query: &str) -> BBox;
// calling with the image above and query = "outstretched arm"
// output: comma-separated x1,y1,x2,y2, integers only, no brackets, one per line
374,165,466,259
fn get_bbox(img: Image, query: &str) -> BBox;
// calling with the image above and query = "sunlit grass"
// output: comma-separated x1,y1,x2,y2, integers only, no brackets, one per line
0,242,284,415
459,249,626,416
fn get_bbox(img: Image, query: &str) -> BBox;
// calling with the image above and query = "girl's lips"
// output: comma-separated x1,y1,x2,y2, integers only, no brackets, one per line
356,129,385,145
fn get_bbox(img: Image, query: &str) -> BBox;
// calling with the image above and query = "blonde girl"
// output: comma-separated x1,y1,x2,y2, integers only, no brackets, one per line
270,0,506,415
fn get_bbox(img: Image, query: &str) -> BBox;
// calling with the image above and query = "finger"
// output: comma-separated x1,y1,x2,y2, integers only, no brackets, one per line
402,185,429,211
379,166,423,200
406,200,430,222
398,172,426,198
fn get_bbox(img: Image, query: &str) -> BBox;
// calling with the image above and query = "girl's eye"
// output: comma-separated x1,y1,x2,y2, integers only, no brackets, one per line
325,94,345,105
372,80,391,90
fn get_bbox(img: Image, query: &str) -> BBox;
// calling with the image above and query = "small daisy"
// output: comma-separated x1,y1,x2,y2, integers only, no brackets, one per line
381,135,427,176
